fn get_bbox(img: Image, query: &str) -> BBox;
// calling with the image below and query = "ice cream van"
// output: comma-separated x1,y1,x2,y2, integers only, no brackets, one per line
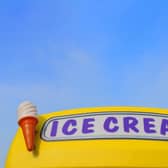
5,102,168,168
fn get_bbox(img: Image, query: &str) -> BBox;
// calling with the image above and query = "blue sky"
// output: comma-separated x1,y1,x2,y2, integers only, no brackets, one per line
1,0,168,167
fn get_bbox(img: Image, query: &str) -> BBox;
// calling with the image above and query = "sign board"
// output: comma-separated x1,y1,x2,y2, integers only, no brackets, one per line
41,112,168,141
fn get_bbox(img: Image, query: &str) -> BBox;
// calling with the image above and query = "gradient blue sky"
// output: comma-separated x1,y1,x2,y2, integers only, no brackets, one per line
1,0,168,167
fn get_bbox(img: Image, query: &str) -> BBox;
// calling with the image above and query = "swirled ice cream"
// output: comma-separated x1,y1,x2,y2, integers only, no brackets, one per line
17,101,37,121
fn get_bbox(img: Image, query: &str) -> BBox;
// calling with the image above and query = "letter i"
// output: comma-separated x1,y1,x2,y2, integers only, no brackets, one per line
50,121,58,137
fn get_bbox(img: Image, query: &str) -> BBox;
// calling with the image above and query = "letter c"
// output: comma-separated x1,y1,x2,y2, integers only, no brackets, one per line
62,119,77,135
104,117,119,132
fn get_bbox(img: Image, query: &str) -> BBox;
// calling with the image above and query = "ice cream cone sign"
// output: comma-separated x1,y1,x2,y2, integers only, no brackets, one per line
17,101,38,152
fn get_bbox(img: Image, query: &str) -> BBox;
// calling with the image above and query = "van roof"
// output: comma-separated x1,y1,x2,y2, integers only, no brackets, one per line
5,106,168,168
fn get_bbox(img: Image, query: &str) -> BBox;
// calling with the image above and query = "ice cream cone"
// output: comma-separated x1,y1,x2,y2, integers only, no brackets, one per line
18,116,38,151
17,101,38,152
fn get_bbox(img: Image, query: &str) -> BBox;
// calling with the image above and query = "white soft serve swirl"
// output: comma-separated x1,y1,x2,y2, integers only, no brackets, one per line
17,101,38,122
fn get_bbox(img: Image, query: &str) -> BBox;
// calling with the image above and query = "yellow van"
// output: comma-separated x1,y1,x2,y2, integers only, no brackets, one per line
5,106,168,168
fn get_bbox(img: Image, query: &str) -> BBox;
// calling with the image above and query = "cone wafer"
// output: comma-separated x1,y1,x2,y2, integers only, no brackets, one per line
18,117,38,151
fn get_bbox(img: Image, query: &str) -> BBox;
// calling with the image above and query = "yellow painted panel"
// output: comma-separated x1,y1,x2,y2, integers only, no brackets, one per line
5,106,168,168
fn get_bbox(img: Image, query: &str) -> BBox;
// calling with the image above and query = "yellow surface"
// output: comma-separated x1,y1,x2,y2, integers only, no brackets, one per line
5,106,168,168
